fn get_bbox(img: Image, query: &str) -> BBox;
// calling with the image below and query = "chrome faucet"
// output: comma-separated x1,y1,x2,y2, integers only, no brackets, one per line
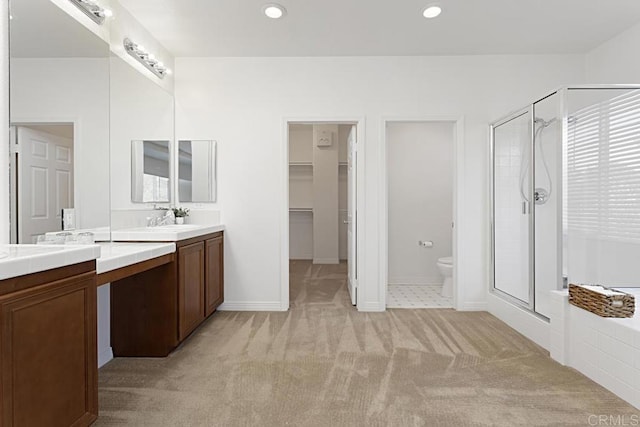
156,209,175,226
146,206,175,227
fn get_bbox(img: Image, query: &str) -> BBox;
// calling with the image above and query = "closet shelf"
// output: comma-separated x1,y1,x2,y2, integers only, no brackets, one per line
289,207,313,212
289,162,313,166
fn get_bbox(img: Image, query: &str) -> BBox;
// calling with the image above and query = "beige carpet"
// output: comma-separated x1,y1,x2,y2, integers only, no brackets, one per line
96,261,638,426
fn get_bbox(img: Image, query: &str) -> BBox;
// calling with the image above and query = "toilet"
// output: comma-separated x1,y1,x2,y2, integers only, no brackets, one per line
437,256,453,297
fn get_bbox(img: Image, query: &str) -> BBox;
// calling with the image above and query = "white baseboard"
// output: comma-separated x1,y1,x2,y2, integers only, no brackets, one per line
98,347,113,368
313,258,339,264
358,301,386,312
217,301,285,311
388,276,442,286
457,301,488,311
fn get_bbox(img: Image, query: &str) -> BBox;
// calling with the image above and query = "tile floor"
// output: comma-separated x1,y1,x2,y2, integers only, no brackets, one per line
386,284,453,308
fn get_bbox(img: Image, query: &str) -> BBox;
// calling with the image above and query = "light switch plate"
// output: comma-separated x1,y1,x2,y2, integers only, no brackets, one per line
62,208,76,230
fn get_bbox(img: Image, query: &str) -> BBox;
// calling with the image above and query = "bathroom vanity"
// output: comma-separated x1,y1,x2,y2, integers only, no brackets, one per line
0,245,102,426
107,225,224,357
0,226,224,425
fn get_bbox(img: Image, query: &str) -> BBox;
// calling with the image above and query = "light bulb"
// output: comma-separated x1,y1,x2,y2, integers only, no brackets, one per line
263,4,286,19
422,5,442,18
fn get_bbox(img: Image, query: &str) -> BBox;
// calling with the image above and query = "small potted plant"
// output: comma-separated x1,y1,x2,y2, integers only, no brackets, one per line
172,207,190,224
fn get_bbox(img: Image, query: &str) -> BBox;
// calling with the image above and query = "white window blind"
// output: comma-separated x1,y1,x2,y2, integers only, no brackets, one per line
567,90,640,242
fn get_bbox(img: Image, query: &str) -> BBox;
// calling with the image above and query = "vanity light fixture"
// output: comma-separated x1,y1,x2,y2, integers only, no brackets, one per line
422,4,442,18
263,3,287,19
123,38,172,79
68,0,113,25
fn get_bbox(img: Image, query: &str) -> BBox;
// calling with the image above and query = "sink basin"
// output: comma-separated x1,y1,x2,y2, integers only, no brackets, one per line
0,252,8,259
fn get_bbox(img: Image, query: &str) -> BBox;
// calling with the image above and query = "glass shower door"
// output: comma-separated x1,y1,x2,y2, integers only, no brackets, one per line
532,94,561,318
492,110,533,307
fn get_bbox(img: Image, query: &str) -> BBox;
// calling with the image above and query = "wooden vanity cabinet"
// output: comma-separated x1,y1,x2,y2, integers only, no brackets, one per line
111,231,224,357
0,261,98,427
176,232,224,341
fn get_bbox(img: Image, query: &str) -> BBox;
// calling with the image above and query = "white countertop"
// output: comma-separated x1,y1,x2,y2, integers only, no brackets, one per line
0,244,101,281
110,224,224,242
96,242,176,274
45,226,111,242
0,223,223,281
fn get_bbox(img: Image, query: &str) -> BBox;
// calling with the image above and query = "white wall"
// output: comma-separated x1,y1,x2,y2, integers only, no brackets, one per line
10,58,110,230
387,121,453,285
586,21,640,82
175,55,584,311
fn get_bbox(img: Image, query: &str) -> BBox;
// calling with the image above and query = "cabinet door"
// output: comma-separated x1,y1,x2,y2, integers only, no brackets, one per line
205,236,224,317
1,273,97,427
178,241,205,341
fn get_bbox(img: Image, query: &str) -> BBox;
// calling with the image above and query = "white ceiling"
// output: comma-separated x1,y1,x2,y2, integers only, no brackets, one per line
10,0,108,58
118,0,640,57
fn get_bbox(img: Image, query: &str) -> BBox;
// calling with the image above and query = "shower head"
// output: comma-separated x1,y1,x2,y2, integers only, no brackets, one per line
534,117,557,128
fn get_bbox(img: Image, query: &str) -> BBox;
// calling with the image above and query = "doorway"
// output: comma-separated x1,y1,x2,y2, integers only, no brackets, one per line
10,123,75,243
286,121,359,308
384,120,458,309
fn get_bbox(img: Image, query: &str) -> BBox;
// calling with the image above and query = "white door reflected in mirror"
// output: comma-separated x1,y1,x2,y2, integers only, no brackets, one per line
178,140,217,203
12,125,74,243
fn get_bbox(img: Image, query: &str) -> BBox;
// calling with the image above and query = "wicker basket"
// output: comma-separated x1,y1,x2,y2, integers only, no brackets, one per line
569,284,635,318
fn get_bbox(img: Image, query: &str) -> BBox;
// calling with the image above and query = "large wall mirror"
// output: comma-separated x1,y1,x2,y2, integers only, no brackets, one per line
109,53,174,228
9,0,111,243
178,140,217,202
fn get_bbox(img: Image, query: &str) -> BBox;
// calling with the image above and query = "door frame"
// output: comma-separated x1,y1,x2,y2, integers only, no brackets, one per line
380,116,464,310
281,117,366,311
10,118,79,243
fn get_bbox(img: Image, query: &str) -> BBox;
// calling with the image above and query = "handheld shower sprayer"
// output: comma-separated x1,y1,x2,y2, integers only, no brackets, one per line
519,117,556,207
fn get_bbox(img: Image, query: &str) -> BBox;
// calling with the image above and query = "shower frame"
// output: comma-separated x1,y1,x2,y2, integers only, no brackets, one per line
489,84,640,319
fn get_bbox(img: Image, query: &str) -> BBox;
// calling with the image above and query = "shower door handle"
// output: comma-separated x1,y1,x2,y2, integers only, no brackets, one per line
522,201,530,215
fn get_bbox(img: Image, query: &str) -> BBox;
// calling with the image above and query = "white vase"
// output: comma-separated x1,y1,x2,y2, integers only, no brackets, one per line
176,217,185,225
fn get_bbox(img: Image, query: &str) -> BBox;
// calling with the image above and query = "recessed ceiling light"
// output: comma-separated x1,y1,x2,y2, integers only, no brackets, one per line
422,4,442,19
263,3,287,19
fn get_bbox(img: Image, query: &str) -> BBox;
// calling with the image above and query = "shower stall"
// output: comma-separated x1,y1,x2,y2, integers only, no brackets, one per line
491,85,640,319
